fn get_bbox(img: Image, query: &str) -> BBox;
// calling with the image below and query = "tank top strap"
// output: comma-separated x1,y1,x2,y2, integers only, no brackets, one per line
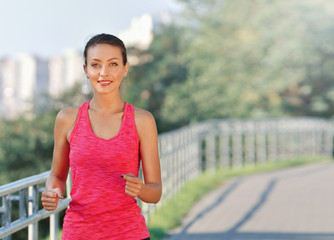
80,100,90,118
69,101,90,143
122,102,139,143
123,102,133,124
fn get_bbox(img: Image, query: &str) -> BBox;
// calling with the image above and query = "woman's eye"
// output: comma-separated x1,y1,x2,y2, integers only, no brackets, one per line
110,63,118,66
91,63,99,67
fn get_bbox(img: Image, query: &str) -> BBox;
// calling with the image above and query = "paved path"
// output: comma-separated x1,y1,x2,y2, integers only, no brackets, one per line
164,161,334,240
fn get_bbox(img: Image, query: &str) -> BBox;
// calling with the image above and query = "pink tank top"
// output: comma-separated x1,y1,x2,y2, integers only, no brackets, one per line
62,100,149,240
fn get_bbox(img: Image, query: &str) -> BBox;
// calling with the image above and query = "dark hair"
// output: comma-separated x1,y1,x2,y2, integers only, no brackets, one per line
84,33,128,65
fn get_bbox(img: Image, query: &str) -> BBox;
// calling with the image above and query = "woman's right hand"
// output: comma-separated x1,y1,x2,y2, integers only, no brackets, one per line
41,188,64,211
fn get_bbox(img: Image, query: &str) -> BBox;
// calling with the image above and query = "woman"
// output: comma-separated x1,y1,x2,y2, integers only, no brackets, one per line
41,33,162,240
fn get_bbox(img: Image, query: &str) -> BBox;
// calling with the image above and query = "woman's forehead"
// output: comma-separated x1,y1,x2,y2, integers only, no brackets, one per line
87,44,122,59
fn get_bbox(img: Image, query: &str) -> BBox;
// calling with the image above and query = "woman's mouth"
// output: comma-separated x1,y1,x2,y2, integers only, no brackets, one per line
98,80,113,86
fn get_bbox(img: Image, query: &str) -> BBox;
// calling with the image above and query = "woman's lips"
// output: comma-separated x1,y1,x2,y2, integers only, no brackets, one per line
98,80,112,86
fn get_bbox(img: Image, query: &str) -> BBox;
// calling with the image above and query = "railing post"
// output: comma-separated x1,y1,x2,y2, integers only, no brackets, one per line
278,131,287,160
244,121,255,165
323,123,333,158
19,189,28,219
218,122,230,168
219,134,230,168
297,129,304,157
205,134,216,171
267,128,278,161
28,185,39,240
199,134,206,172
290,122,298,158
232,122,243,168
66,170,72,198
50,213,59,240
190,129,200,179
2,195,12,240
255,122,267,164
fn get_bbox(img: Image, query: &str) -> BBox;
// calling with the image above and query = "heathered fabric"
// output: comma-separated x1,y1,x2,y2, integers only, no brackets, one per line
62,100,149,240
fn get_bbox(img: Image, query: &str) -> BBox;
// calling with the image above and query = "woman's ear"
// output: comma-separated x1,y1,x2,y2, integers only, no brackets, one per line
123,62,129,78
83,64,87,76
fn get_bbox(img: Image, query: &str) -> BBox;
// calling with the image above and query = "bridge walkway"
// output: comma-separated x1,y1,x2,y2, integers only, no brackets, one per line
164,161,334,240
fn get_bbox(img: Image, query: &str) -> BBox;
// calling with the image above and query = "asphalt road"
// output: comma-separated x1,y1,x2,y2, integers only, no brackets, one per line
164,161,334,240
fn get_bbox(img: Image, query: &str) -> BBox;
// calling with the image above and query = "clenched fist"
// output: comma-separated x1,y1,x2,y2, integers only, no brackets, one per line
121,173,143,198
41,188,64,211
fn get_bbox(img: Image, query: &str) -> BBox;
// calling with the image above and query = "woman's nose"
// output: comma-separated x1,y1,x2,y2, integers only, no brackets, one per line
100,65,109,76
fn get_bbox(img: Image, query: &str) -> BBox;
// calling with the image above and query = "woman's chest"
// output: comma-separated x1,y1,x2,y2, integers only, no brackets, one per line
88,111,124,140
69,138,140,171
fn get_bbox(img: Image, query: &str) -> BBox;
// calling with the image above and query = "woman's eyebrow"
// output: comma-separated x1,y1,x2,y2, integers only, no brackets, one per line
107,57,120,61
90,57,120,62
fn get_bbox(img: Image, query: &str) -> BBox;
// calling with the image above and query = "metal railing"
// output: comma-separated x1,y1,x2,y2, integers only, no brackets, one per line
140,117,334,219
1,117,334,239
0,172,71,240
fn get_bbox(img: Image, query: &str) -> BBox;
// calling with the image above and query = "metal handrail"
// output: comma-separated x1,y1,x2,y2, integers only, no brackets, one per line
0,199,70,239
0,171,50,197
0,170,72,240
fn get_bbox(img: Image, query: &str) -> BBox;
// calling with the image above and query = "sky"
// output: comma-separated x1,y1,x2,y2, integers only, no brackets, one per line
0,0,181,59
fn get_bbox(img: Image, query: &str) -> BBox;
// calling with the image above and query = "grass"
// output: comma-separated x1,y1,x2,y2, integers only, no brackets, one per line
147,156,331,240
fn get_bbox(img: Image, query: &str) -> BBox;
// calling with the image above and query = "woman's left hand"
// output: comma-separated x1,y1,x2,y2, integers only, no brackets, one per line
122,173,143,198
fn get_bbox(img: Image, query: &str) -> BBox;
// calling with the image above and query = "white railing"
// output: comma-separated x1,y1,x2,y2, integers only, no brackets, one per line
0,172,71,240
140,117,334,219
1,117,334,239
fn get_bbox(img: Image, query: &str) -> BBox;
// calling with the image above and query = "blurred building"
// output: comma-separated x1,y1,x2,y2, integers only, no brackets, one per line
0,58,17,118
119,14,154,66
49,49,85,98
119,14,153,51
16,54,37,115
0,55,50,118
0,49,85,119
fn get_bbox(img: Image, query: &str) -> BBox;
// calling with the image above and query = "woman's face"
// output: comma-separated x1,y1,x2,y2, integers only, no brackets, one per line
84,43,129,95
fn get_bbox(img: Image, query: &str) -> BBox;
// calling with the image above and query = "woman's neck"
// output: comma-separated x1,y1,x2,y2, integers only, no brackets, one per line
89,93,124,113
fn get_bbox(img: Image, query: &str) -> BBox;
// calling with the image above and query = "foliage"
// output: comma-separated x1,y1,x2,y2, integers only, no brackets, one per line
0,83,91,185
0,114,54,184
125,23,188,132
159,0,334,126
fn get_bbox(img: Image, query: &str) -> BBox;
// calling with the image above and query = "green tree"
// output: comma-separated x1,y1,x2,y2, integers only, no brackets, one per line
161,0,334,126
125,23,188,132
0,114,54,184
0,83,92,185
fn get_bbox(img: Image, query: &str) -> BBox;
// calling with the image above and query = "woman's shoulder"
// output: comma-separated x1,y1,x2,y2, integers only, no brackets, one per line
133,106,155,123
55,106,80,128
132,106,157,132
129,105,158,141
132,106,158,141
57,107,79,120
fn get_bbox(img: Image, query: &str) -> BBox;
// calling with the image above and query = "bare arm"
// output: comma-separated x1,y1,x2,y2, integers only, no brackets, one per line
41,108,77,210
123,108,162,204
